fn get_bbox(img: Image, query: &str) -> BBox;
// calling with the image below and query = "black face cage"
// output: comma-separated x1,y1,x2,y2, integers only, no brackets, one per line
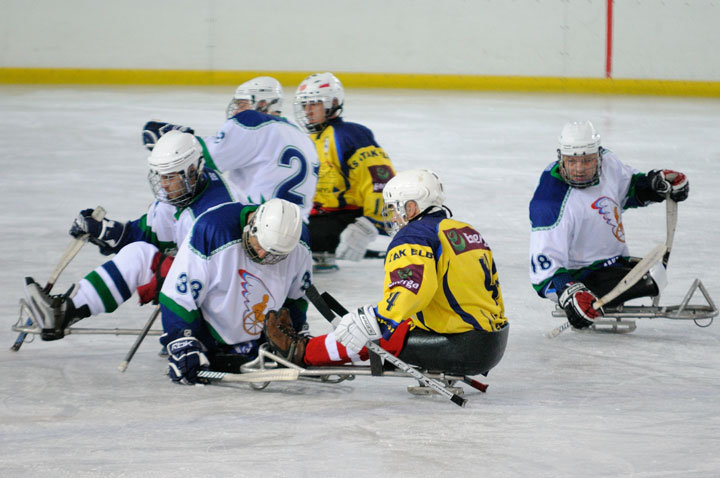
147,168,204,208
556,150,603,189
241,221,289,265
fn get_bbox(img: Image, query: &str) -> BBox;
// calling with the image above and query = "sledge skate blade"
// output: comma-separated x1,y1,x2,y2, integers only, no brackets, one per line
588,318,637,334
408,384,464,396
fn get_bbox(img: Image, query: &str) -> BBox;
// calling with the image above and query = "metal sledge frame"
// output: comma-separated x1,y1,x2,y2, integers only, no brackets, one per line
223,343,474,397
548,198,717,335
13,297,163,339
551,278,717,330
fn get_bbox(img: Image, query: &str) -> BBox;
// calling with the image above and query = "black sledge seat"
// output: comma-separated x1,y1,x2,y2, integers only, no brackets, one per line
398,323,509,376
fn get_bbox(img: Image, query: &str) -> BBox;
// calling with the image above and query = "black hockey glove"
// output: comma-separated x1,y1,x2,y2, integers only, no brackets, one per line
559,282,604,329
653,169,689,202
646,169,689,203
142,121,195,151
69,208,127,255
162,334,209,385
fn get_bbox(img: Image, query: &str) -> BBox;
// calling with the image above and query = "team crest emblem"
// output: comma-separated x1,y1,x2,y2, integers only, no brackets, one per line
591,196,625,242
444,227,489,254
238,269,276,335
389,264,424,294
368,165,395,192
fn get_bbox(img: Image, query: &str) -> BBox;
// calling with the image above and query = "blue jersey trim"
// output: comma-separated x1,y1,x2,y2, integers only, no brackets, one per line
187,170,235,218
230,109,290,128
388,211,447,258
442,269,482,330
530,163,571,229
188,202,251,259
102,261,132,302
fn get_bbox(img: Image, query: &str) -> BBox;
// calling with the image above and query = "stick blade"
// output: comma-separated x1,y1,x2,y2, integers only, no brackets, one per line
198,369,300,383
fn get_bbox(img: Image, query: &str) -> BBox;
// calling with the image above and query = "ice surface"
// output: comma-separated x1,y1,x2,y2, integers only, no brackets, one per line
1,86,719,477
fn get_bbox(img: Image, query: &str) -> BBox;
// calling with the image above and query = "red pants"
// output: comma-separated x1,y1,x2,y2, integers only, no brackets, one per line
303,319,412,366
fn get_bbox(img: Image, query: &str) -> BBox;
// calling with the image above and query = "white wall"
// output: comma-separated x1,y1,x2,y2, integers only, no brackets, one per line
1,0,718,81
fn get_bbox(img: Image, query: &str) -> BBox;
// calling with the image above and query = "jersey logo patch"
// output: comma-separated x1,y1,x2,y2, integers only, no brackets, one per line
591,196,625,243
368,165,394,192
444,227,489,254
388,263,424,294
238,269,276,335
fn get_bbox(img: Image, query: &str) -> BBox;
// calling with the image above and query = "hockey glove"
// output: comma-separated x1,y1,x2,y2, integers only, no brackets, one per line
69,208,127,255
164,335,210,385
137,253,175,305
647,169,689,203
559,282,604,329
335,304,382,353
335,217,379,261
142,121,195,151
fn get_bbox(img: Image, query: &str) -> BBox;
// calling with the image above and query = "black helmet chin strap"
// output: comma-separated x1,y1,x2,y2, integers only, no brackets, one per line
409,205,450,224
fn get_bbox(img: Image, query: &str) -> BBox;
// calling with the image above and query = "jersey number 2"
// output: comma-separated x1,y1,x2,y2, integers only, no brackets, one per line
274,147,314,208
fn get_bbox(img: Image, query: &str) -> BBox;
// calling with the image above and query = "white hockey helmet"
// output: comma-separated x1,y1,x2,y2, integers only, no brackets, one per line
243,198,303,264
226,76,284,118
147,130,205,208
382,169,445,234
557,120,602,188
294,72,344,133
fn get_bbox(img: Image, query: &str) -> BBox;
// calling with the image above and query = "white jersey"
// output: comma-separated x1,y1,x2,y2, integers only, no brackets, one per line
198,110,319,221
159,202,313,346
529,151,643,298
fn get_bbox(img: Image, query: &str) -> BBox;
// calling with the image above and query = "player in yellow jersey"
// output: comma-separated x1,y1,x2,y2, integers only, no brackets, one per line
263,169,509,376
294,72,396,271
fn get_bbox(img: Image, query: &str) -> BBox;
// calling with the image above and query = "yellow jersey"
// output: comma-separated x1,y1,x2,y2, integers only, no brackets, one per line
375,211,508,335
310,117,395,231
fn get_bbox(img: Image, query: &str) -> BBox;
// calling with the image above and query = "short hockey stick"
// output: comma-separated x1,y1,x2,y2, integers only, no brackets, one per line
305,285,467,407
11,206,106,351
546,242,666,339
117,305,161,373
663,197,678,267
197,369,300,383
44,206,106,294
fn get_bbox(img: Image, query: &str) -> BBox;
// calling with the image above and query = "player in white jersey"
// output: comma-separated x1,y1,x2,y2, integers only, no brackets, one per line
142,77,319,221
25,131,241,341
158,198,313,384
225,76,284,118
529,121,689,329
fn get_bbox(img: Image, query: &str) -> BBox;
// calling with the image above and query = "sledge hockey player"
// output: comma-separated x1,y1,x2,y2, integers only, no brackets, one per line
225,76,284,118
529,120,689,330
157,198,312,384
24,131,241,341
263,169,509,377
294,72,396,271
142,76,318,220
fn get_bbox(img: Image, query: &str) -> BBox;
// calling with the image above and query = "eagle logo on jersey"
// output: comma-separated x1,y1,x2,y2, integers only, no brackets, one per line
591,196,625,242
238,269,276,335
444,227,490,254
389,263,424,294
